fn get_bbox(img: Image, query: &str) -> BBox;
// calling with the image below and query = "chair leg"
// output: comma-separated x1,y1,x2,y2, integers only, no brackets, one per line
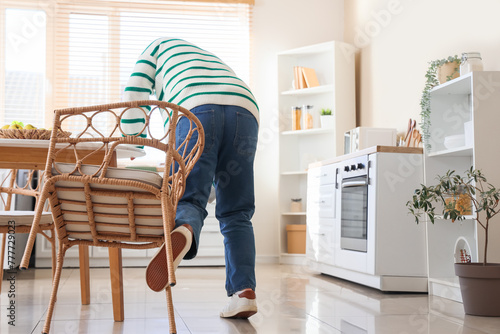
163,217,176,287
42,243,67,334
78,245,90,305
20,195,48,269
0,233,6,294
49,229,56,280
165,285,177,334
109,247,124,322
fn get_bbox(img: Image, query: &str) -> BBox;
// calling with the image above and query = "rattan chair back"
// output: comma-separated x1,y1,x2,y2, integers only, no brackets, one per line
20,100,204,334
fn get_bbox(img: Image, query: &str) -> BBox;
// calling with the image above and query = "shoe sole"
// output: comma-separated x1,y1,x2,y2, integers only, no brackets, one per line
224,309,257,319
220,305,258,319
146,225,192,292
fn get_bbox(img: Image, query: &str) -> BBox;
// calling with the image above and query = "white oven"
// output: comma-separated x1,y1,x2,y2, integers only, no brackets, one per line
340,155,370,252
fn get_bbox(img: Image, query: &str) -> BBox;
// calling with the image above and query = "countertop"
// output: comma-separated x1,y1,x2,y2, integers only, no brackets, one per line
309,146,423,169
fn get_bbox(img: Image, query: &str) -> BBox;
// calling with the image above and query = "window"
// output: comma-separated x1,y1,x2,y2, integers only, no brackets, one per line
2,7,46,127
1,0,253,130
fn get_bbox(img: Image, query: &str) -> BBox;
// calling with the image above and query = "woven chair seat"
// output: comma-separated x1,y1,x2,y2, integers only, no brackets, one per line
52,163,165,240
53,162,163,188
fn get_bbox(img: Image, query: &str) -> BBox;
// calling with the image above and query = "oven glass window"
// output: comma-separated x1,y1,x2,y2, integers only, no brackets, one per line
341,176,368,246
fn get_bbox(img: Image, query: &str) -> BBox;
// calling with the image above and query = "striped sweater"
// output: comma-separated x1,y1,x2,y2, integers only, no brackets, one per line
122,38,259,135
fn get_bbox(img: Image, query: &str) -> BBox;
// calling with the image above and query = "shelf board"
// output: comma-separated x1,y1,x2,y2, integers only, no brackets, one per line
281,128,334,136
434,215,475,220
430,72,472,96
282,211,306,216
427,146,473,157
281,171,308,176
281,84,334,96
277,41,335,56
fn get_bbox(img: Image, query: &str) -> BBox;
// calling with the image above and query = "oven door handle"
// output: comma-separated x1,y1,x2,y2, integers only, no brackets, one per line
342,180,368,188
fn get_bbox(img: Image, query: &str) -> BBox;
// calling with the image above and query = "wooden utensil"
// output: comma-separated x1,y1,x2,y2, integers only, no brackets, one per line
411,129,418,147
404,118,413,145
411,129,421,147
406,119,416,147
415,132,422,147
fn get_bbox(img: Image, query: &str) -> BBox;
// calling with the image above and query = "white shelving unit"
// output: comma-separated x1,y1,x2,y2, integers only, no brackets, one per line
277,41,356,263
424,71,500,301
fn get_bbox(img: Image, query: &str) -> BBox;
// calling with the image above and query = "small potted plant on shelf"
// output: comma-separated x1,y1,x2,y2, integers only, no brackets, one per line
420,55,461,151
407,168,500,316
320,108,334,129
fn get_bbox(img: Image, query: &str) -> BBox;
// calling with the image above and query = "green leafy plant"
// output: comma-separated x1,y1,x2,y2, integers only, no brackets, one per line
420,55,460,150
407,168,500,265
320,108,332,116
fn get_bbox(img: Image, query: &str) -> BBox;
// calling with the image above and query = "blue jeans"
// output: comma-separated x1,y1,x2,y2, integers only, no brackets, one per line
175,104,258,296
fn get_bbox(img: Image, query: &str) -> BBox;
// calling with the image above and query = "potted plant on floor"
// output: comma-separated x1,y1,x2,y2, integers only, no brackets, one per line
420,55,461,150
319,108,334,129
407,167,500,316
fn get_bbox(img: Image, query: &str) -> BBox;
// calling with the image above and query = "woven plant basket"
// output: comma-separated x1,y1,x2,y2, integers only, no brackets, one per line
0,129,71,140
437,62,460,84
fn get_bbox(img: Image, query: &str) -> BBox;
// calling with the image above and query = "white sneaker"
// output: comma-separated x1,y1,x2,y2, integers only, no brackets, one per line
220,289,258,318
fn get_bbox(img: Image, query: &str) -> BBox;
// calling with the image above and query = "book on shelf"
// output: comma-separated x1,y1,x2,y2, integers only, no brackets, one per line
293,66,319,89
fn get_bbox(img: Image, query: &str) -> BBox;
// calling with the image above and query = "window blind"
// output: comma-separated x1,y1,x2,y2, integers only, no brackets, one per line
1,0,252,130
1,6,46,128
54,1,252,112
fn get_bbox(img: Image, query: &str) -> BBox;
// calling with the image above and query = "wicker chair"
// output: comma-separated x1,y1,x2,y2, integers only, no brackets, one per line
0,169,56,293
20,100,204,334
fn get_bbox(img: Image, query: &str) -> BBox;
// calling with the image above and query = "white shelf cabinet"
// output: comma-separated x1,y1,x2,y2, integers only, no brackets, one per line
424,71,500,301
277,41,356,261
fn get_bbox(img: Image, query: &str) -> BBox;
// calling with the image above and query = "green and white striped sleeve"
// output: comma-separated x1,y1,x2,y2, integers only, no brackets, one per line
122,45,157,138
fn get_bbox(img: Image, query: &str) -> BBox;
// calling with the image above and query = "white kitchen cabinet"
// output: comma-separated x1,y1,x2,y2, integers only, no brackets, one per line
306,162,339,266
35,201,224,267
277,41,356,264
424,71,500,301
306,147,427,292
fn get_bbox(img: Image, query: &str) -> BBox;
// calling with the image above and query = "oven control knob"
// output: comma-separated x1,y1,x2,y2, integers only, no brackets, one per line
350,164,356,171
344,166,350,172
357,163,365,170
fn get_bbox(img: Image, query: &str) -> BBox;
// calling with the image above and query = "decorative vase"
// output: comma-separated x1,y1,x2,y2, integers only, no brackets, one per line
320,115,335,129
437,62,460,84
454,263,500,316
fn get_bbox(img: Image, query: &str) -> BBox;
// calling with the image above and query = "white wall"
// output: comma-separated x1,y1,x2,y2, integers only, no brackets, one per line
345,0,500,133
251,0,345,261
344,0,500,262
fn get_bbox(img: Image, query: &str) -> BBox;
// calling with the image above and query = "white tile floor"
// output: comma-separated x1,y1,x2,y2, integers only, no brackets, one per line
1,263,500,333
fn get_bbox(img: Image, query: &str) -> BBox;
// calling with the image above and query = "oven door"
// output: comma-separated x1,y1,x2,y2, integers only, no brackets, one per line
340,175,368,252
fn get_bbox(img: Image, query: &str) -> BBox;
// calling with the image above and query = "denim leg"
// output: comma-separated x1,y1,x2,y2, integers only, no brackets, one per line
175,104,258,295
214,107,258,296
175,105,218,259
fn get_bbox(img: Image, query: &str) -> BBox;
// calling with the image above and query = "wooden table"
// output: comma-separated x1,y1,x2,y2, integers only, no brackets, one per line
0,139,145,321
